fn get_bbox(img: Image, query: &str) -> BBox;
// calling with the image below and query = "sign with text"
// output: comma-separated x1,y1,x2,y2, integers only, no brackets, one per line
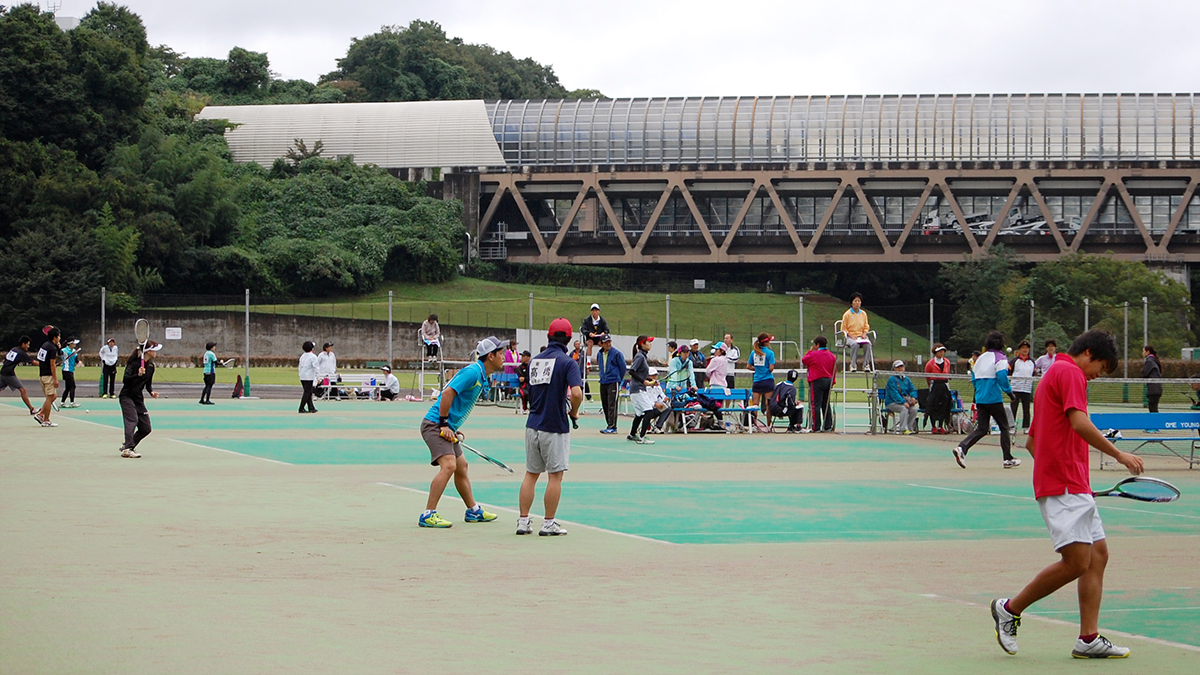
164,327,182,340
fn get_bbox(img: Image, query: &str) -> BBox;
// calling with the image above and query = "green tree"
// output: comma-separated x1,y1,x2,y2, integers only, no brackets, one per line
938,247,1023,354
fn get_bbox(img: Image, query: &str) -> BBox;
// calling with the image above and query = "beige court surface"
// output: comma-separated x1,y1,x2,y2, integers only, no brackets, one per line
1,397,1198,675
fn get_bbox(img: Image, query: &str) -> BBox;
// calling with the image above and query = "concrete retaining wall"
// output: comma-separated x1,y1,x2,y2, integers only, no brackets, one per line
72,311,516,366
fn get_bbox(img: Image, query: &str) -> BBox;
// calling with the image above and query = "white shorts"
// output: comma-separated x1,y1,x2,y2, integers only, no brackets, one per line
1037,492,1105,551
525,428,570,474
630,391,658,414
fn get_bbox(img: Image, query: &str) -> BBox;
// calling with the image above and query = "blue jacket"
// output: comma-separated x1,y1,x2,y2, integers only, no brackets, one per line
596,347,627,385
885,374,917,406
971,350,1012,405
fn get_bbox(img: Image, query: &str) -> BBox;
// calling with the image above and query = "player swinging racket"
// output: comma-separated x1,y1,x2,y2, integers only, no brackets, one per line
118,341,161,458
990,330,1144,659
417,336,507,528
1,336,42,421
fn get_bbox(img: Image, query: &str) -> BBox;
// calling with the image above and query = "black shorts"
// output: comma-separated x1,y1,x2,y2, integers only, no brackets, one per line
752,379,775,394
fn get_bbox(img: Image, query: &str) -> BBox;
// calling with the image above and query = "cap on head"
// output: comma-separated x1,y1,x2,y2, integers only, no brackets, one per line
787,369,799,382
711,341,725,353
892,359,905,368
144,341,163,352
647,367,659,377
322,342,333,349
932,343,946,354
67,338,79,345
636,335,654,346
690,339,700,347
206,341,217,350
107,337,116,343
476,336,506,359
599,334,612,343
757,332,773,345
590,303,600,311
380,365,391,372
677,345,689,354
548,318,573,340
302,341,315,352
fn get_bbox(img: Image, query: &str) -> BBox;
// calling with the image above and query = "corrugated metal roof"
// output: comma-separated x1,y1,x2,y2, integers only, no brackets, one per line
197,100,505,168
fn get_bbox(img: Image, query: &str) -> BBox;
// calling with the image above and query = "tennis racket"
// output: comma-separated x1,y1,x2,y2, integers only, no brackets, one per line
459,441,515,474
1093,476,1180,503
134,319,150,368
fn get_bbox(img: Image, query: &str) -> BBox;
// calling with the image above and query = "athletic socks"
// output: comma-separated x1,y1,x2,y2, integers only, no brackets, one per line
542,519,555,528
1004,600,1019,616
1079,633,1098,644
518,516,531,528
422,509,433,516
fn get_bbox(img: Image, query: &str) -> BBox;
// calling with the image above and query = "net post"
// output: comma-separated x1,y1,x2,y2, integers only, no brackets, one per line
1029,300,1035,347
1142,296,1148,348
244,288,250,396
388,291,394,367
665,295,671,342
1084,297,1090,331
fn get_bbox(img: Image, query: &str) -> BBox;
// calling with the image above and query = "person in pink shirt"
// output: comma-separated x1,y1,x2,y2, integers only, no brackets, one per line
705,342,730,388
989,330,1144,660
802,335,837,432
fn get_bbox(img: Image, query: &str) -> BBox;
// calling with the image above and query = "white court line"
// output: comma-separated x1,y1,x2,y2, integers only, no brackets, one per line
2,402,293,466
1034,606,1200,614
908,483,1200,520
572,442,694,461
375,482,675,546
919,593,1200,653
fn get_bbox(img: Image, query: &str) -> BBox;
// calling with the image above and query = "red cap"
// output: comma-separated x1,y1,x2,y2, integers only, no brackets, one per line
548,318,573,338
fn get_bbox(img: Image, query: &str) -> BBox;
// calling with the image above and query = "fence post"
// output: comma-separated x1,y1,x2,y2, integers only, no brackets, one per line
928,298,934,350
388,291,393,367
799,295,805,354
1029,300,1035,347
1143,296,1148,348
665,295,671,342
244,288,251,396
528,293,533,332
100,286,106,348
1123,301,1129,380
1084,298,1089,331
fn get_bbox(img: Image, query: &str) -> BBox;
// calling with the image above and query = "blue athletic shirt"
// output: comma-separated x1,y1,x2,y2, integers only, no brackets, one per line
751,346,776,382
61,346,79,373
526,341,584,434
204,350,217,375
423,359,489,432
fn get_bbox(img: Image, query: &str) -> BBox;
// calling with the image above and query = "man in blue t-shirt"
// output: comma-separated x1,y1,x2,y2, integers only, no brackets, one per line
518,318,584,537
417,336,508,529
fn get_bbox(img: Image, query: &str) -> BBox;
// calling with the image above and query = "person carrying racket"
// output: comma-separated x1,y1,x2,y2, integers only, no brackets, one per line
417,336,507,528
990,330,1144,659
199,342,218,405
118,340,161,458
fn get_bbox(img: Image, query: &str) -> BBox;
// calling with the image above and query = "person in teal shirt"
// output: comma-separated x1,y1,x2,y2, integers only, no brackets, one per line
59,338,81,408
750,333,777,427
200,341,218,405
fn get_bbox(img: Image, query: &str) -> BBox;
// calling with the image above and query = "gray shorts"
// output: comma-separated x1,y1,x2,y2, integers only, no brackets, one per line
524,428,570,474
0,374,23,391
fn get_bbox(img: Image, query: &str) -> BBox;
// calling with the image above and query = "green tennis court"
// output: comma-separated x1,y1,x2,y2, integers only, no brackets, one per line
2,396,1198,673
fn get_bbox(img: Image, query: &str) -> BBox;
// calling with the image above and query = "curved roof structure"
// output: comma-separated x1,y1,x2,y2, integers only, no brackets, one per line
487,94,1200,167
197,100,505,168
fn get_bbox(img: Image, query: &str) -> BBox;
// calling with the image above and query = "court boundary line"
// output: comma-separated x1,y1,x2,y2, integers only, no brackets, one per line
919,593,1200,653
3,402,294,466
375,482,676,546
908,483,1200,520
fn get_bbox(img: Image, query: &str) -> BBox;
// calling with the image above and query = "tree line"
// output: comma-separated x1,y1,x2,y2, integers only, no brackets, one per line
1,4,599,343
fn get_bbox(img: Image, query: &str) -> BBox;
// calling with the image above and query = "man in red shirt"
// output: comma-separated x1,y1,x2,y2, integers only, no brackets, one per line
802,335,837,432
989,330,1144,659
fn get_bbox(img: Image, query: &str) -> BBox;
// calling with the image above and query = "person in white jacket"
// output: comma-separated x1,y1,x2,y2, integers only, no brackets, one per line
99,338,119,398
298,341,319,413
315,342,337,397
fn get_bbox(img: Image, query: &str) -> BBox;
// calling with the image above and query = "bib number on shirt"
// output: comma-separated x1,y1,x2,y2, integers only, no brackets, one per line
36,348,48,361
529,358,555,385
752,353,767,367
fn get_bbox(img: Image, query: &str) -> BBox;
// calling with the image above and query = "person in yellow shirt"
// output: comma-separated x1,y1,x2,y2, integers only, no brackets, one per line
841,293,873,372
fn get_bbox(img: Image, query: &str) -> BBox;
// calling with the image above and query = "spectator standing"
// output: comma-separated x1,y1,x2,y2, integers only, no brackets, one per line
596,334,626,434
803,336,836,432
925,344,952,434
503,338,521,395
885,360,919,434
298,341,319,414
99,337,119,398
706,342,730,389
59,338,80,408
581,303,608,357
841,292,873,372
1142,345,1163,413
1033,339,1057,376
688,339,707,389
750,333,777,427
626,336,655,443
1010,340,1035,432
516,351,531,414
722,333,741,389
420,314,441,361
316,342,337,390
518,319,584,537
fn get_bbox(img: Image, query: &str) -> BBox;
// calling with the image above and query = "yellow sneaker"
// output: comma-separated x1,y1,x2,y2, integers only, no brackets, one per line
465,505,498,522
418,511,452,528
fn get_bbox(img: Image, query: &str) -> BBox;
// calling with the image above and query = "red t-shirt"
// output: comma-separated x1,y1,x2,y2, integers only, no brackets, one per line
1029,353,1091,498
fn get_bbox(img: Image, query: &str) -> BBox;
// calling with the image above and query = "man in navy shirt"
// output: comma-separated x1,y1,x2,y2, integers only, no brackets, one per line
518,318,584,536
596,334,626,434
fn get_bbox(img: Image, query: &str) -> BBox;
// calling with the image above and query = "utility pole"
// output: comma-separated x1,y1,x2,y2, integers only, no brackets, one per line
1123,301,1129,379
665,295,671,342
1084,298,1089,331
388,291,393,367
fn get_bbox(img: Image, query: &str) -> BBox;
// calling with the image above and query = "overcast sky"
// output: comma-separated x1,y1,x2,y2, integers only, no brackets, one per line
48,0,1200,97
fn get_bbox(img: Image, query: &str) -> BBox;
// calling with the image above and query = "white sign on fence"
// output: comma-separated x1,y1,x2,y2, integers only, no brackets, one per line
164,327,182,340
694,279,706,290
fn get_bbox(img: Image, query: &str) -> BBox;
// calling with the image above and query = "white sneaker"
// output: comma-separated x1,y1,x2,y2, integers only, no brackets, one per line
41,421,58,427
849,365,857,372
515,519,533,535
636,436,655,445
1004,459,1022,469
539,521,568,536
953,446,966,468
1072,635,1129,659
121,448,141,458
990,598,1020,655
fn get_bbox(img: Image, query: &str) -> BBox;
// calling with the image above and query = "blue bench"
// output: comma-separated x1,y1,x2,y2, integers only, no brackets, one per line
1089,412,1199,469
672,387,761,434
